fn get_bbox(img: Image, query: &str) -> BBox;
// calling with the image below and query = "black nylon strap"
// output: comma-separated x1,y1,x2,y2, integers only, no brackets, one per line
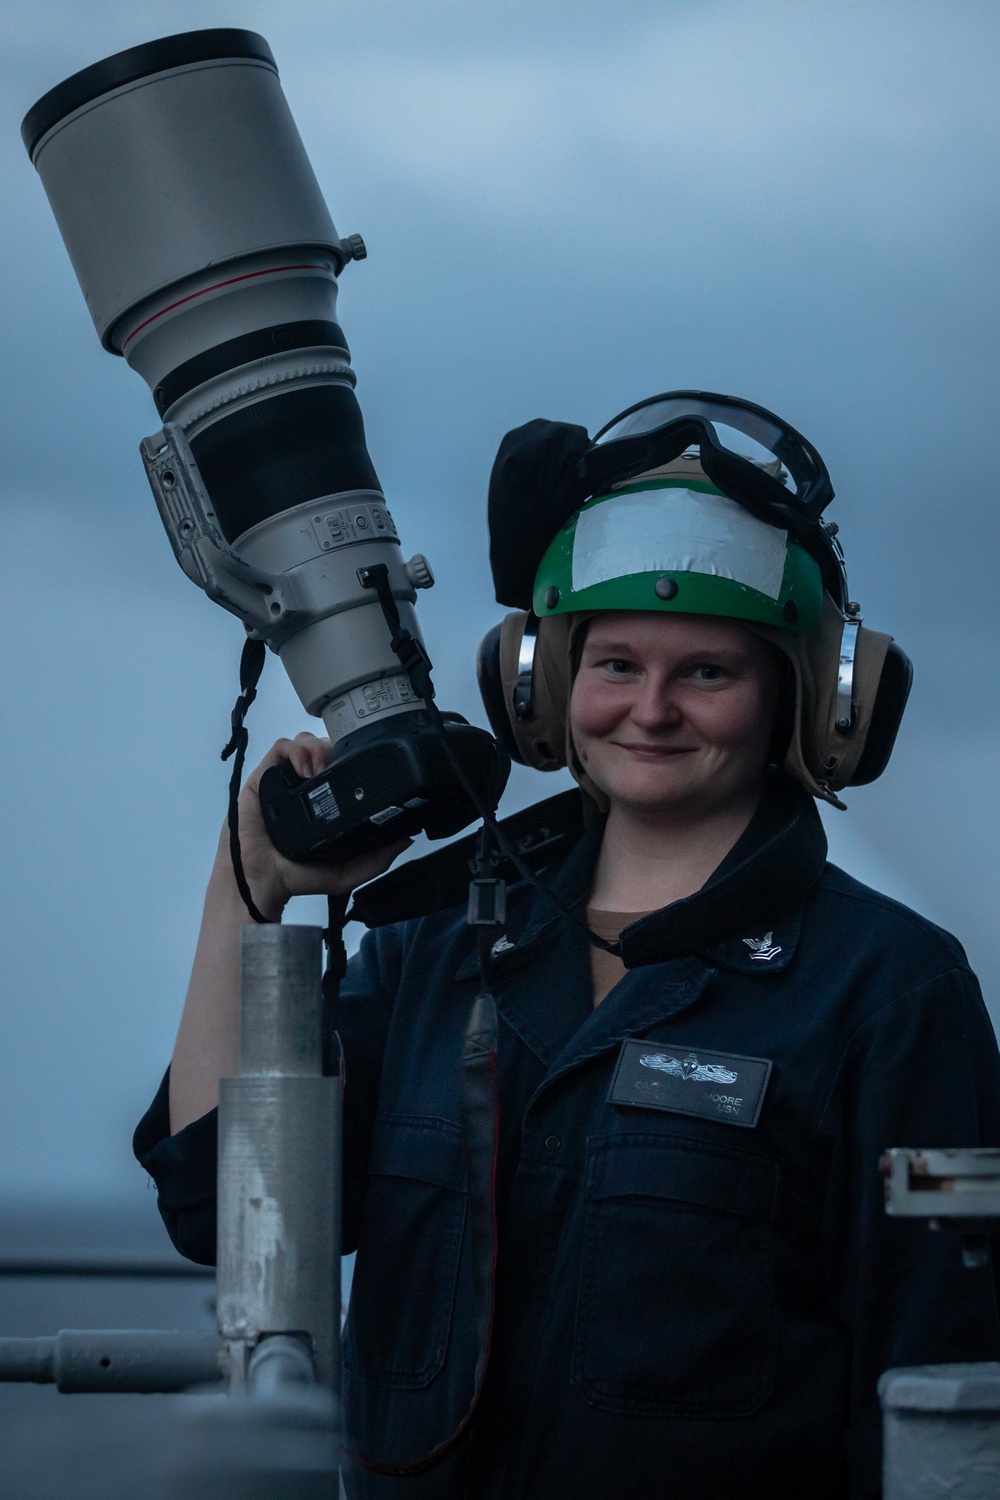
322,893,350,1078
344,575,510,1476
220,636,271,926
357,562,435,701
459,989,500,1392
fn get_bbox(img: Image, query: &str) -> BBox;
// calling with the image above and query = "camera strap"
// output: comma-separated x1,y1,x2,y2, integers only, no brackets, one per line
322,891,350,1079
338,839,503,1476
357,564,619,957
220,635,272,926
340,568,504,1473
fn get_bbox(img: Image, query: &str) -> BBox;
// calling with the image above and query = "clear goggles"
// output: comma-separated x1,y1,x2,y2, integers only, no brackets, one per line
584,391,835,543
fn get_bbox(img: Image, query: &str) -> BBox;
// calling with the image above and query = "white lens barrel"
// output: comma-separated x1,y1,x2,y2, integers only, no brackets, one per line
25,31,432,750
24,31,344,361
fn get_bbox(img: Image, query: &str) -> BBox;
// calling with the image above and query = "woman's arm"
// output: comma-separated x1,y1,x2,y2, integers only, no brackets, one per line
169,731,409,1134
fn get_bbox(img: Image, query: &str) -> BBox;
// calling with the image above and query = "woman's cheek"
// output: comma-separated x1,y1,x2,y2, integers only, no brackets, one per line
572,676,621,734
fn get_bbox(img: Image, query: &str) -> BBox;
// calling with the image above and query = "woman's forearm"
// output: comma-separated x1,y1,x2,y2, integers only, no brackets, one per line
169,850,281,1133
168,731,409,1136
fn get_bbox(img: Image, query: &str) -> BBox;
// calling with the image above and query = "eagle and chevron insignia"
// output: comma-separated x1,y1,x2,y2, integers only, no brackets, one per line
639,1052,739,1085
612,1039,772,1127
742,931,782,962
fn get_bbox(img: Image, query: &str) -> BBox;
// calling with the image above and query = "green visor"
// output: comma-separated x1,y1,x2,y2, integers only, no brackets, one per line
532,477,822,632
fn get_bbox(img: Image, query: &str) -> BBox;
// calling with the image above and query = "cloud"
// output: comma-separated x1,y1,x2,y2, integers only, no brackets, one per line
1,0,998,1193
283,0,1000,245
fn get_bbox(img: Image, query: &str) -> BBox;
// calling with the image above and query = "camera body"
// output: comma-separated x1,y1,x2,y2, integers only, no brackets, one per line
259,714,501,862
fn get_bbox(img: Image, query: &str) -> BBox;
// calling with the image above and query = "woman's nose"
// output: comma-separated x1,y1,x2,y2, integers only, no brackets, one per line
630,676,684,730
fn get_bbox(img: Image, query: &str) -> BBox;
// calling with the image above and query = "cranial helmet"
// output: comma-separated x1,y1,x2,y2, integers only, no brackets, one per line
477,392,912,809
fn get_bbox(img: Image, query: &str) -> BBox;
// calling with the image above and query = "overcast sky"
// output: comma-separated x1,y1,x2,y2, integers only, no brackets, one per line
1,0,998,1201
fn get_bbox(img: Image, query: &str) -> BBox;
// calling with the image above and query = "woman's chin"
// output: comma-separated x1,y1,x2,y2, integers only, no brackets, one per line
599,769,702,815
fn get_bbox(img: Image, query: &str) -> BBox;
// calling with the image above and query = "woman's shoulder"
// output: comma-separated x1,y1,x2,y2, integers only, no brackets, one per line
809,860,973,981
348,896,473,984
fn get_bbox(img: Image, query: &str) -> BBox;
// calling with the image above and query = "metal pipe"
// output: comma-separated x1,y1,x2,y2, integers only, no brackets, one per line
0,1253,213,1278
0,1330,223,1391
217,925,341,1391
0,1336,55,1382
248,1333,316,1397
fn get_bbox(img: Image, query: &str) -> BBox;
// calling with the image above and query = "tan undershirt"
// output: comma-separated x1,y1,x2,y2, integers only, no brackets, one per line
587,908,655,1007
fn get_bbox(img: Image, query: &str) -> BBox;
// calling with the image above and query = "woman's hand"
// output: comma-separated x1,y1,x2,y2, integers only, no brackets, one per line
173,730,411,1132
216,731,411,921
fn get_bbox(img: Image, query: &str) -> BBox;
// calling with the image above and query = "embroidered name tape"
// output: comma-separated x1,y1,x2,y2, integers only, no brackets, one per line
608,1039,772,1129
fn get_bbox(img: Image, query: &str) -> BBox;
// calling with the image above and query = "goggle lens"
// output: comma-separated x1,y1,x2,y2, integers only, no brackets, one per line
594,395,816,500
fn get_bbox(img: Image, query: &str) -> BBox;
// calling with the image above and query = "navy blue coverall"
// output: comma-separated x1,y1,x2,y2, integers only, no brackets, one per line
135,780,1000,1499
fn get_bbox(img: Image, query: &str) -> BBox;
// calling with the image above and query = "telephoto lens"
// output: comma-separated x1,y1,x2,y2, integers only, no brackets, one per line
23,29,505,861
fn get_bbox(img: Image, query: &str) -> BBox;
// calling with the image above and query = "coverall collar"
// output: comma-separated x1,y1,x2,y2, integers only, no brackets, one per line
475,775,826,972
457,778,827,1071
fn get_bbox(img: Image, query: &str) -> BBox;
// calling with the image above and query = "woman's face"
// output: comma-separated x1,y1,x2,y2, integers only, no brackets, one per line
569,611,782,821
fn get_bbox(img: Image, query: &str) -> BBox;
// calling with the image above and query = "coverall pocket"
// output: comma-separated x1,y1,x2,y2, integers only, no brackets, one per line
572,1134,781,1416
343,1115,467,1389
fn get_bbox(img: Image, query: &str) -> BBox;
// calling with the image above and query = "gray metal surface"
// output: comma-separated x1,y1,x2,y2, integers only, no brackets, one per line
164,344,357,437
0,1200,220,1500
882,1148,1000,1219
28,56,342,355
218,926,341,1391
881,1364,1000,1498
239,924,327,1076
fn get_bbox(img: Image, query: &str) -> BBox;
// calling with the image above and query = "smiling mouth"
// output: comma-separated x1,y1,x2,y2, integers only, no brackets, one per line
613,742,698,758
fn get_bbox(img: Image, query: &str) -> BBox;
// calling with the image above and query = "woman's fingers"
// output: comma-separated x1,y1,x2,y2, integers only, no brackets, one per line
325,838,413,897
244,733,331,792
225,733,412,912
291,731,332,781
269,836,413,902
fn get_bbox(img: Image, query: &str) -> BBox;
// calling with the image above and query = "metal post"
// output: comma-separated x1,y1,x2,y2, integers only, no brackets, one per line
217,925,341,1392
880,1364,1000,1499
0,924,344,1495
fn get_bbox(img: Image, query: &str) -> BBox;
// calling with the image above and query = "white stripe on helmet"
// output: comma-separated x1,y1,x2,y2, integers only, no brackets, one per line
571,487,788,601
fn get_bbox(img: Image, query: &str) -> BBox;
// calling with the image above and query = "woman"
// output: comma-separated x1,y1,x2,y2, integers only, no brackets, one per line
137,394,1000,1500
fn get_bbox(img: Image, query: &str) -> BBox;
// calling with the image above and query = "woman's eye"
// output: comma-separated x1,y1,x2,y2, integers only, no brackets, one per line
604,658,636,676
693,664,727,682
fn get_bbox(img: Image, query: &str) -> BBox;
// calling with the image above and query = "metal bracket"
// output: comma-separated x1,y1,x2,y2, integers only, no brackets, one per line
467,877,507,928
881,1147,1000,1268
513,617,538,721
882,1148,1000,1219
835,605,862,734
140,422,299,639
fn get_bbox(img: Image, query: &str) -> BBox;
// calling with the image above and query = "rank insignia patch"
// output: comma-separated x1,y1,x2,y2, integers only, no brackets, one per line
608,1039,772,1128
742,931,782,962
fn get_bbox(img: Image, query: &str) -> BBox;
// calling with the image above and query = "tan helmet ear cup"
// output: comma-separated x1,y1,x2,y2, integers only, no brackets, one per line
750,595,894,807
496,611,571,771
499,597,902,813
803,612,893,793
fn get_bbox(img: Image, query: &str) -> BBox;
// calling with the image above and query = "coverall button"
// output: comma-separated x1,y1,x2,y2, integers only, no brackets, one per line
544,1134,561,1151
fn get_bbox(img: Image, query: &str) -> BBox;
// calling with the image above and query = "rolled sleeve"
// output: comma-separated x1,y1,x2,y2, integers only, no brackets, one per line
133,1068,218,1266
